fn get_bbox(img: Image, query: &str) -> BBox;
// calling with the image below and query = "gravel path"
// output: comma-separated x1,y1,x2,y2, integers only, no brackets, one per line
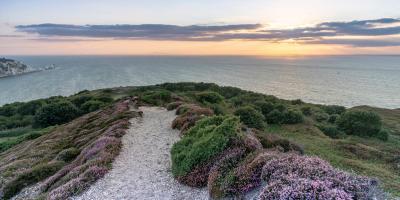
75,107,209,200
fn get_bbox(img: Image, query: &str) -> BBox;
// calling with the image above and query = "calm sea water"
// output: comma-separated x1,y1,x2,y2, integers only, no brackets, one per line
0,55,399,108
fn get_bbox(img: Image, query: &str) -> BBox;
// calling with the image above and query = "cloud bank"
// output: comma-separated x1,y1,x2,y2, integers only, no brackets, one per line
15,18,400,47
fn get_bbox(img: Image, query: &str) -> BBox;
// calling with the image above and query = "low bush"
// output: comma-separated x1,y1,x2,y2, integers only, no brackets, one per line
141,90,172,106
328,114,339,123
80,100,105,113
254,101,274,117
337,110,383,139
171,116,241,177
3,161,64,199
282,109,303,124
254,132,304,154
195,91,224,104
314,112,329,122
234,106,265,129
33,101,80,127
322,105,346,115
317,124,346,139
166,101,184,111
265,109,284,124
301,106,312,116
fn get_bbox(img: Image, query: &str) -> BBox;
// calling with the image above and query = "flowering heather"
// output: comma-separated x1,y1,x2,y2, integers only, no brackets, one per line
259,154,379,199
172,104,214,134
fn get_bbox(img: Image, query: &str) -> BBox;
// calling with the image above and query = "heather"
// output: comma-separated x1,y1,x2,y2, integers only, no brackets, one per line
0,99,137,199
260,154,379,200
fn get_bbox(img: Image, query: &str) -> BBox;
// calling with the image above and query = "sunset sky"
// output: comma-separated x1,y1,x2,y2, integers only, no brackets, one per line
1,0,400,56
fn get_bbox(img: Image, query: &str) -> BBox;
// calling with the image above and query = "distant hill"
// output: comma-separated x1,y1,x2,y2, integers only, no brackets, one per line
0,58,30,77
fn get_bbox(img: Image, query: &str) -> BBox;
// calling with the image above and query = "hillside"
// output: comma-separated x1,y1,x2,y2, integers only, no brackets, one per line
0,82,398,199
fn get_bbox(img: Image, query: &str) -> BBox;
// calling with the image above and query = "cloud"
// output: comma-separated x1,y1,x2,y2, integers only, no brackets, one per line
14,18,400,47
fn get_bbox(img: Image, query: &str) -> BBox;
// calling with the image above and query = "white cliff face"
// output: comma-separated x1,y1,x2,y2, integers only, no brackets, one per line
0,58,31,77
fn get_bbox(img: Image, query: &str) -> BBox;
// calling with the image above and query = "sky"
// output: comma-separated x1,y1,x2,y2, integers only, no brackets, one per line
1,0,400,56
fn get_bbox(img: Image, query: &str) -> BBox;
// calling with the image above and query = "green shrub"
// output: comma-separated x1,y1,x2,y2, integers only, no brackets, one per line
34,101,80,127
322,105,346,115
337,110,382,138
94,94,114,103
234,106,265,129
16,100,45,115
266,109,284,124
70,95,94,107
282,110,304,124
255,101,275,117
314,112,329,122
142,90,172,106
301,106,312,116
376,129,389,141
195,91,224,104
56,147,80,162
0,127,32,138
328,114,340,123
291,99,304,105
317,124,346,139
171,116,241,177
3,161,64,199
81,100,105,113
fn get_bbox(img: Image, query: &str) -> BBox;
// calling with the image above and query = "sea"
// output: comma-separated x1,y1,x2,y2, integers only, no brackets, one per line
0,55,399,109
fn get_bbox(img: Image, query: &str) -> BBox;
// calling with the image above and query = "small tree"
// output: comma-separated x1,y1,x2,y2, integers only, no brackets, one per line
337,110,382,138
34,101,80,127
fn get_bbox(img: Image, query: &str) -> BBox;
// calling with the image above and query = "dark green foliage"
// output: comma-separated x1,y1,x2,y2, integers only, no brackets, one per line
291,99,304,105
0,103,21,117
266,109,285,124
337,110,383,138
274,104,287,112
94,94,114,103
195,91,224,104
282,110,304,124
322,105,346,115
0,115,33,130
16,100,45,115
317,124,346,139
328,114,340,123
56,147,80,162
314,112,329,122
209,104,227,115
212,86,242,99
141,90,172,106
71,95,94,107
255,101,275,117
376,129,389,141
3,161,64,199
171,116,241,177
301,106,312,116
81,100,105,113
234,106,265,129
34,101,80,127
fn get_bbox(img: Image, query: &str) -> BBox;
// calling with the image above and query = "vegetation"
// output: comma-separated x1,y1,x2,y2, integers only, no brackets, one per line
171,116,241,177
234,106,265,129
0,82,399,198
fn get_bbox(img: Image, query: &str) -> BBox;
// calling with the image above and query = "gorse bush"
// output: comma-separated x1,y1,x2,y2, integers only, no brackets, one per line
195,91,224,104
171,116,241,177
337,110,383,139
282,109,304,124
141,90,172,105
254,101,275,117
34,101,80,127
234,106,265,129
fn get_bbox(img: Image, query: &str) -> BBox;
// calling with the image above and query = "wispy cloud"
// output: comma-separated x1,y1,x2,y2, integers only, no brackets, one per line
14,18,400,47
